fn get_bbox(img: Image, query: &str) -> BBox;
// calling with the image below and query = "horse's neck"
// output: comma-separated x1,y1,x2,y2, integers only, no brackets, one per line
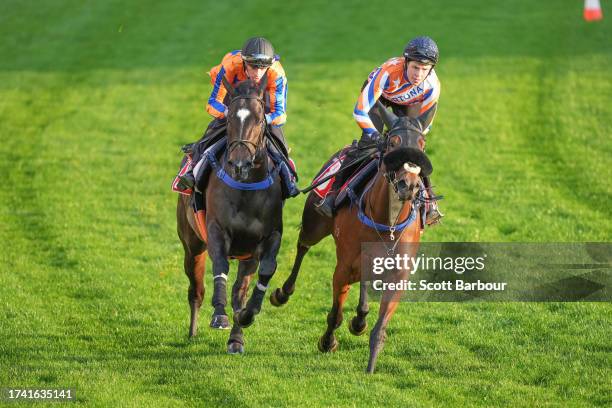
364,170,412,225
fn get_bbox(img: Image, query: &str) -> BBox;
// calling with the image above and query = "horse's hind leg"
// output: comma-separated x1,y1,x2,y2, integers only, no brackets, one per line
227,259,257,354
183,249,206,338
348,279,369,336
318,264,351,353
236,231,281,328
271,193,332,307
178,197,207,338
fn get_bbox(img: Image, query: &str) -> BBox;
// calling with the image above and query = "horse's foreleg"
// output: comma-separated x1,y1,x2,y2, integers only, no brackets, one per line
271,194,332,307
232,259,257,311
318,265,351,353
207,223,231,330
270,241,309,307
227,259,257,354
349,278,369,336
236,231,281,328
366,298,399,373
366,270,407,373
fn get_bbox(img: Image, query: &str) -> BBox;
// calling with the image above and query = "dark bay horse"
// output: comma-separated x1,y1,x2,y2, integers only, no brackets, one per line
177,77,284,354
270,106,432,372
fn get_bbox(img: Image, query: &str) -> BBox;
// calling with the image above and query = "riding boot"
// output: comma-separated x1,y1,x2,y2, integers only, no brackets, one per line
264,130,299,199
314,154,356,218
314,154,354,218
178,119,227,190
178,165,196,190
179,137,227,190
265,148,299,199
279,161,300,198
177,141,202,190
422,175,444,226
426,200,444,226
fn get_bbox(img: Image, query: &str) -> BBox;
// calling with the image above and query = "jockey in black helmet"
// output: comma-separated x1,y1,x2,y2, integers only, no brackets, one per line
178,37,297,197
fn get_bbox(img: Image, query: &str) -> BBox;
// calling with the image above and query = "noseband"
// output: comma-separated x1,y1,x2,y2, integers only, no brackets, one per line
384,169,406,195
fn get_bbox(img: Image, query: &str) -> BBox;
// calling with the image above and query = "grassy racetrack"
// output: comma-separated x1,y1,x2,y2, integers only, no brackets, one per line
1,0,610,406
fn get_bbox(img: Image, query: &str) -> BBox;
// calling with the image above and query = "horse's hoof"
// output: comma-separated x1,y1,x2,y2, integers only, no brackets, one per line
348,317,368,336
209,314,230,330
318,335,339,353
227,341,244,354
269,288,289,307
235,309,255,328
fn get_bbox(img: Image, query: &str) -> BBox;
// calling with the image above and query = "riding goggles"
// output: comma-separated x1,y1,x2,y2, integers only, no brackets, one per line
242,54,274,68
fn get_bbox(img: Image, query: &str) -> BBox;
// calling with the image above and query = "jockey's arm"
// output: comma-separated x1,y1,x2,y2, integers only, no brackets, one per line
353,67,387,135
265,65,288,127
417,81,440,135
205,57,232,120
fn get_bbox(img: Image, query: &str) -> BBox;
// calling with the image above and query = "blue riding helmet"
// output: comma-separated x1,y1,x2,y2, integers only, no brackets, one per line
403,36,439,65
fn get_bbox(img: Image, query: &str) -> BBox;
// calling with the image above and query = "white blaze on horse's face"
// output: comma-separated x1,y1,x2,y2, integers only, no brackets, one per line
237,108,250,123
404,162,421,174
236,108,250,135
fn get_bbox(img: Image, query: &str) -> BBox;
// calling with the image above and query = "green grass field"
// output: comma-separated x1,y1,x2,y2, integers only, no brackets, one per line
1,0,611,406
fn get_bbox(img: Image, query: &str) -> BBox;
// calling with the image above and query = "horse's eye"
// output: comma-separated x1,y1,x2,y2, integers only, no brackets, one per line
389,135,401,147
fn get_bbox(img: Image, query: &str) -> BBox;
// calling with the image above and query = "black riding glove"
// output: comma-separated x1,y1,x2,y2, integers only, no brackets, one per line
357,131,382,150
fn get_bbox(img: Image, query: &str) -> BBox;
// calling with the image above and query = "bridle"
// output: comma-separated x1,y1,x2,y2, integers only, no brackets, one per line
380,127,424,196
225,93,267,163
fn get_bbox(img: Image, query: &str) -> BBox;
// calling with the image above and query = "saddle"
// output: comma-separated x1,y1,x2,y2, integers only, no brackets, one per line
335,159,378,208
311,146,379,211
171,154,195,196
172,136,297,199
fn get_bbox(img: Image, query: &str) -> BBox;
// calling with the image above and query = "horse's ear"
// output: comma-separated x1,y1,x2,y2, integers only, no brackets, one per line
222,75,235,98
258,71,269,97
374,100,399,131
414,104,437,134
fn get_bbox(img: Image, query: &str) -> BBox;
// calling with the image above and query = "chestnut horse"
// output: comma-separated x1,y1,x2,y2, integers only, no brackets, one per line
177,77,284,354
270,106,432,372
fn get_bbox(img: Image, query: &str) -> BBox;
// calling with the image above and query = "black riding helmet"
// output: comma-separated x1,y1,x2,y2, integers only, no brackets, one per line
403,36,439,65
242,37,275,68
